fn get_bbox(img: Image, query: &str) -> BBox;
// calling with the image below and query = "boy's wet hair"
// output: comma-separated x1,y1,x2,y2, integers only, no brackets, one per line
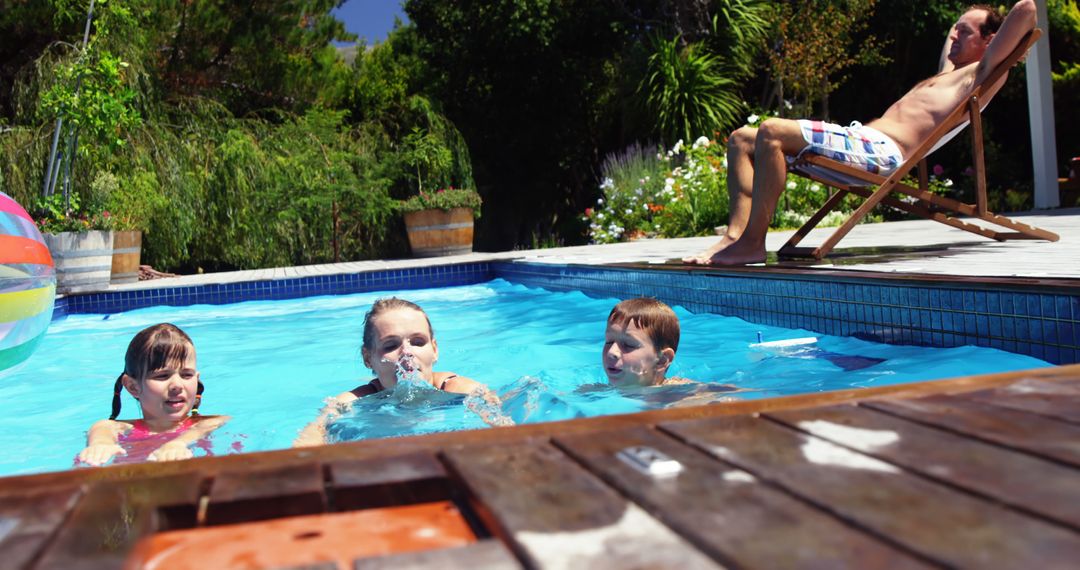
362,297,434,351
607,298,680,353
110,323,203,420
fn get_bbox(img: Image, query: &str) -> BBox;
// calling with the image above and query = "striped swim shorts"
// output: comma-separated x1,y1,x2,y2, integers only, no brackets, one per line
796,120,904,175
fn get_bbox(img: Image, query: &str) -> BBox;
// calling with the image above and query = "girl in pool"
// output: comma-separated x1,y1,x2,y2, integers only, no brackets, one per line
295,297,507,446
77,323,228,466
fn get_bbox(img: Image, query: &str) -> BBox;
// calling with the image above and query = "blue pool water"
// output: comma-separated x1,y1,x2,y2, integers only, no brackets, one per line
0,279,1050,476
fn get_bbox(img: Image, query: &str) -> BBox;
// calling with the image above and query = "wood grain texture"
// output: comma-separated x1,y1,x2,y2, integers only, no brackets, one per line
664,415,1080,568
768,404,1080,529
444,441,722,569
555,426,930,569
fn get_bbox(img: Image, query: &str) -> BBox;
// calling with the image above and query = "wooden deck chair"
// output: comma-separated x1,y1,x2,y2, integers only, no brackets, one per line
778,28,1059,260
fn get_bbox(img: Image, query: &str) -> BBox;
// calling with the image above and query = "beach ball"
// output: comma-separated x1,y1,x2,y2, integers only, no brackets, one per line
0,192,55,372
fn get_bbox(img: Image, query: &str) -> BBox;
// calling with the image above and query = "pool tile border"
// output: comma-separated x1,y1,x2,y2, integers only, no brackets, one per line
51,260,1079,365
53,262,493,318
494,262,1080,365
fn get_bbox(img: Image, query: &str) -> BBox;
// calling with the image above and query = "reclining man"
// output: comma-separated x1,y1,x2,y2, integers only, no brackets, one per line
684,0,1036,265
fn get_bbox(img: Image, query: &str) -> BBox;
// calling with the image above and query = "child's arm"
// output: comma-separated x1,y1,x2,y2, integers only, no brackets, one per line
147,415,230,462
293,392,356,448
448,375,515,427
77,420,130,466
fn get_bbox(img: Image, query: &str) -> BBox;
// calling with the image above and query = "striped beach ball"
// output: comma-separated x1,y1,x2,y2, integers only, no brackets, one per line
0,192,55,372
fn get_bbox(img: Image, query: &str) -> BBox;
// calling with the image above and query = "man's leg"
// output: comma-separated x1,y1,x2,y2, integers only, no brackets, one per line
682,125,758,263
698,118,808,265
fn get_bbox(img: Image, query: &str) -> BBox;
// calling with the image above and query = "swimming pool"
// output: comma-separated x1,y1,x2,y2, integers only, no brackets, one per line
0,276,1052,476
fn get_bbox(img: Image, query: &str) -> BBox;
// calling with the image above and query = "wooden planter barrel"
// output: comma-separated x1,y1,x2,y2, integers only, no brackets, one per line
110,230,142,284
43,230,113,294
403,207,474,257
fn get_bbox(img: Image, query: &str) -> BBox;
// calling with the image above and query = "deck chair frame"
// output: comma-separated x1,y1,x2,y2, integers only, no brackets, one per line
778,28,1059,260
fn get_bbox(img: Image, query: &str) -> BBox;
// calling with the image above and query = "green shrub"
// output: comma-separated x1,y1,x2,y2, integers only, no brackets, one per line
398,187,482,217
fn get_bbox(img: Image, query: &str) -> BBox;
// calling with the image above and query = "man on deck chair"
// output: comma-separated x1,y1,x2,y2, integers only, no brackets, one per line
684,0,1036,266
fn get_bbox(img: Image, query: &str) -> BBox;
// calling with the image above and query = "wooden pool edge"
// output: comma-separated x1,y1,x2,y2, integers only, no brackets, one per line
4,362,1078,492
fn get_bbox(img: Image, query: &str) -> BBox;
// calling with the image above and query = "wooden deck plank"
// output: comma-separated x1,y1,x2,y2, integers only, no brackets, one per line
663,415,1080,568
865,395,1080,467
768,404,1080,530
0,487,82,570
353,540,523,569
554,426,931,569
206,463,327,526
442,441,722,569
34,474,204,570
962,378,1080,424
328,452,450,510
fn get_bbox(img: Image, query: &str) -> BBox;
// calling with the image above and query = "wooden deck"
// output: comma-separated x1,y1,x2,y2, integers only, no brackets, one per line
2,364,1079,569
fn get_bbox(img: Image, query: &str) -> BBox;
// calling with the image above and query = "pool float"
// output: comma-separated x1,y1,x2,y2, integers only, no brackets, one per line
0,192,55,372
750,334,884,371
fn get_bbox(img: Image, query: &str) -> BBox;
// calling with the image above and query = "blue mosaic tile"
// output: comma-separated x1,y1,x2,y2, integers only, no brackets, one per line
973,292,987,313
1043,320,1060,345
1024,294,1041,318
1043,345,1062,364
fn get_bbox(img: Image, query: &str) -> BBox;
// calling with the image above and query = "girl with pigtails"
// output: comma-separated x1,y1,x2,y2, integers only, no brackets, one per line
77,323,229,466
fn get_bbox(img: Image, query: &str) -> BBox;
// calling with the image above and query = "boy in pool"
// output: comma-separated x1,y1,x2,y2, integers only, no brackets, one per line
603,298,686,387
294,298,508,447
77,323,229,466
603,298,739,404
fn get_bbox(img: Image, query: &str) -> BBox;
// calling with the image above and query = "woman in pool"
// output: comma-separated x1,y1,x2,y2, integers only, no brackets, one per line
77,323,228,466
294,297,505,447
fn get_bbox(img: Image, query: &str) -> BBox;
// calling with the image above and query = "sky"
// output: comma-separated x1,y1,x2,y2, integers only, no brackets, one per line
331,0,408,45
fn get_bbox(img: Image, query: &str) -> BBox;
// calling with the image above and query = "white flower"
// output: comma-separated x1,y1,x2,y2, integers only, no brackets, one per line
943,178,954,187
722,157,728,168
634,188,643,196
787,181,797,190
625,208,633,215
643,204,649,210
693,136,710,149
596,212,605,220
672,139,684,154
810,184,821,192
597,198,604,205
746,114,759,124
600,177,614,190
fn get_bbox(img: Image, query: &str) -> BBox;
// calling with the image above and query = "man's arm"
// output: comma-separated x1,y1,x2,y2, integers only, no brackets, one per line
975,0,1037,86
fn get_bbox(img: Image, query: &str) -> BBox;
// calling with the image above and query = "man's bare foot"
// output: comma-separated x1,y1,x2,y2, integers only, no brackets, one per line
698,238,766,266
682,233,737,264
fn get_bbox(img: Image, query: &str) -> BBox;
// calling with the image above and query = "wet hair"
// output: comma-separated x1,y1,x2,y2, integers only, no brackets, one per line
968,4,1004,37
110,323,203,420
607,298,680,354
361,298,434,351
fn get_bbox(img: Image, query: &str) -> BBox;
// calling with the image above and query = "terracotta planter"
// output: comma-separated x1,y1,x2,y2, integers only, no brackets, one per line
403,207,474,257
110,230,142,284
43,230,113,294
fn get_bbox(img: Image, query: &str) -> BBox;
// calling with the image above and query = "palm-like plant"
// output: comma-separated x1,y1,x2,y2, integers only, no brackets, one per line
642,35,743,145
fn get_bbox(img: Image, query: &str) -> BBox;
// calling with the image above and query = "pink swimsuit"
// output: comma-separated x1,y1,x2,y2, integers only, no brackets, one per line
112,418,209,465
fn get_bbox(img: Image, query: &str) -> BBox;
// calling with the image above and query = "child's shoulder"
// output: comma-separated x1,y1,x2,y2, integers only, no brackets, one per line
437,372,483,394
192,415,229,428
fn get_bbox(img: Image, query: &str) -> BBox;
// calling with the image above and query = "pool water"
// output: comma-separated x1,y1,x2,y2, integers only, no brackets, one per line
0,279,1049,476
